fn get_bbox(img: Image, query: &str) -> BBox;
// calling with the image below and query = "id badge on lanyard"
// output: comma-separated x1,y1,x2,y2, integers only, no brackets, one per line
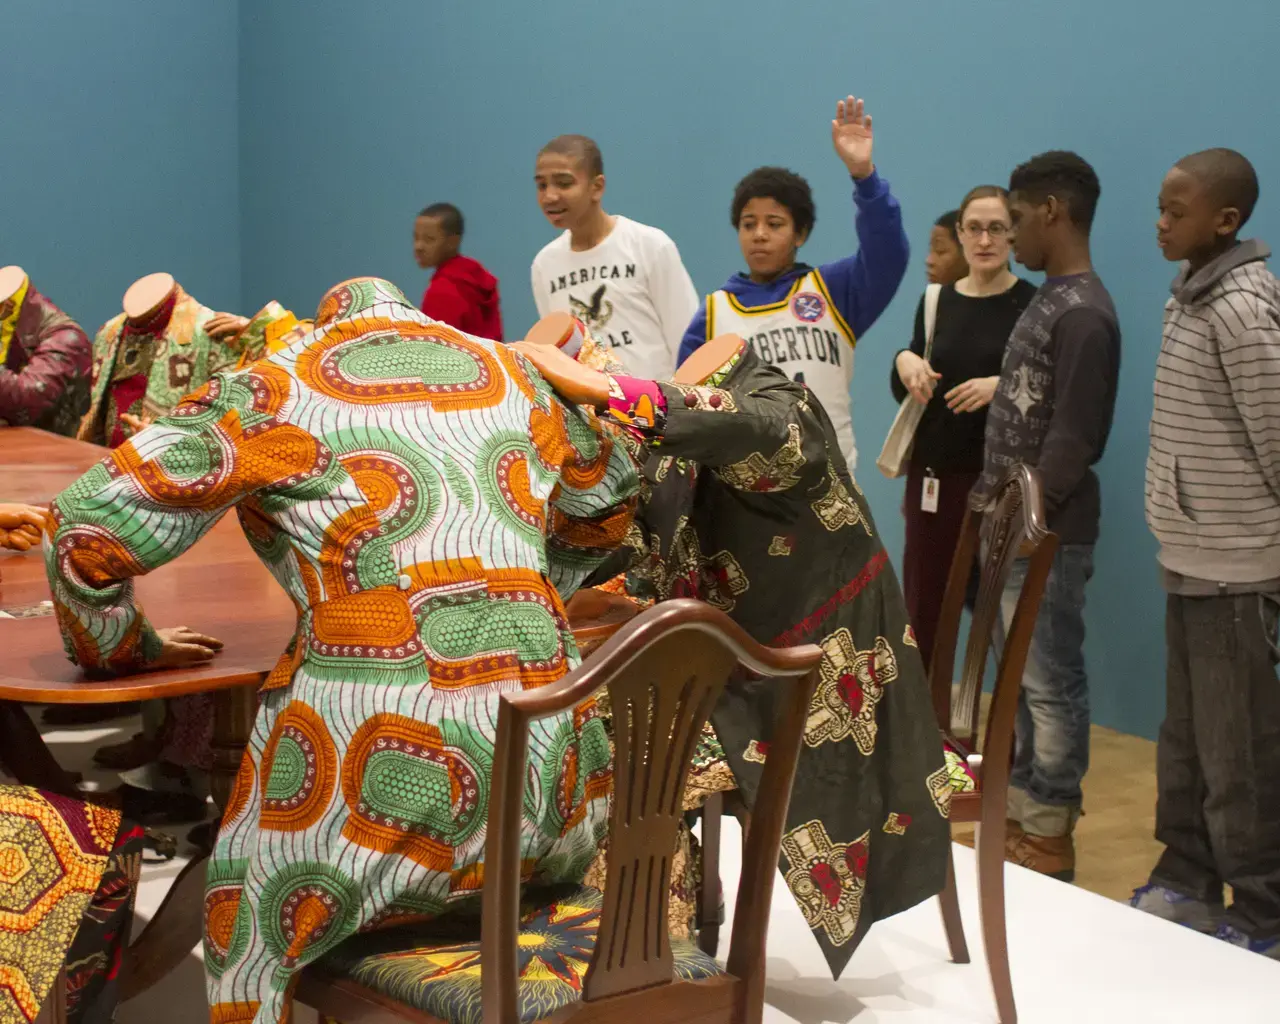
922,470,940,514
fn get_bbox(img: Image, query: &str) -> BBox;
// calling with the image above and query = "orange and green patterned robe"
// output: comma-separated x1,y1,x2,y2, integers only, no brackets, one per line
45,278,638,1024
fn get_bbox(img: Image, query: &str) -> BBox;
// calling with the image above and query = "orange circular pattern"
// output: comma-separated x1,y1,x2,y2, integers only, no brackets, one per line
499,451,544,530
222,752,256,828
259,702,338,832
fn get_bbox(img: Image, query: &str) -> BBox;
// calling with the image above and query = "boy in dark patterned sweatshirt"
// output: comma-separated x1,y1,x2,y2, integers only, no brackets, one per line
1131,149,1280,960
974,152,1121,881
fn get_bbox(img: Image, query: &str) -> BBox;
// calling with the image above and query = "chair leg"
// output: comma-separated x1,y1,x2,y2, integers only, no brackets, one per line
974,821,1017,1024
35,967,68,1024
938,843,970,964
697,793,723,957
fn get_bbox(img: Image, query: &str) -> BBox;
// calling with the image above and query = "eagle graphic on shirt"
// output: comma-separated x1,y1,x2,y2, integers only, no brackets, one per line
569,284,614,332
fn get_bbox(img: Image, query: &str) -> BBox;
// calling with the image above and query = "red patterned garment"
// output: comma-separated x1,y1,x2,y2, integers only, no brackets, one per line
0,788,143,1024
0,280,92,437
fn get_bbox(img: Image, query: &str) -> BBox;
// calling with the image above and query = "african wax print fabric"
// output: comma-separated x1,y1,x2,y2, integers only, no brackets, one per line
320,884,720,1024
0,281,91,436
83,284,241,448
588,346,951,978
0,788,142,1024
44,278,639,1024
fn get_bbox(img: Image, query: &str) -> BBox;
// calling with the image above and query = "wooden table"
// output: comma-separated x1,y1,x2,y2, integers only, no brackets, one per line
0,426,641,1001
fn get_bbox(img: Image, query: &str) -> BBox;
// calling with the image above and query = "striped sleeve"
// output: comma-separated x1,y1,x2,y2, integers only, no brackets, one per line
1210,289,1280,501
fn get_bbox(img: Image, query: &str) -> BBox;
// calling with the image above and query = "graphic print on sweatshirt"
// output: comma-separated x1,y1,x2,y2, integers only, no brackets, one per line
532,216,698,379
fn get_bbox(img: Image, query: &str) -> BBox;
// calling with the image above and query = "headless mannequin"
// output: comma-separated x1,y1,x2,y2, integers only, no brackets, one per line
0,265,27,305
672,332,745,385
122,272,176,321
522,312,747,402
110,273,178,437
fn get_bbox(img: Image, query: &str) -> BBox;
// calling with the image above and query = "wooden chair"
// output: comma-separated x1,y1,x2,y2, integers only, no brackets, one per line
294,598,822,1024
928,463,1058,1024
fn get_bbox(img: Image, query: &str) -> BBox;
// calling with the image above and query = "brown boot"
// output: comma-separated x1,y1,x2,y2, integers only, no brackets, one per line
1006,830,1075,882
953,819,1021,851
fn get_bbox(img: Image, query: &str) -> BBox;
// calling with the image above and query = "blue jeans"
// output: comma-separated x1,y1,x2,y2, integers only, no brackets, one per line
998,544,1094,837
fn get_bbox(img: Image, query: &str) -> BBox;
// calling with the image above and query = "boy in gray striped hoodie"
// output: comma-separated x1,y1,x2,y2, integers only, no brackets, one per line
1132,148,1280,960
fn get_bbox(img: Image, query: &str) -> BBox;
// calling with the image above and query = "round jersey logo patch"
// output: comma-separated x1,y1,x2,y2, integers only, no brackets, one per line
792,292,827,323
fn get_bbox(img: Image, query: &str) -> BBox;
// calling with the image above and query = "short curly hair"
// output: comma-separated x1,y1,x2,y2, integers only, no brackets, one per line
1009,151,1101,230
731,167,816,237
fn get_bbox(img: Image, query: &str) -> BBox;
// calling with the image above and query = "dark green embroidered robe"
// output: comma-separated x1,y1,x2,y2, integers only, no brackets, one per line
591,349,951,978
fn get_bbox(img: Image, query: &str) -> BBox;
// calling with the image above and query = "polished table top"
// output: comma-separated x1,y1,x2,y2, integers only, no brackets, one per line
0,426,638,701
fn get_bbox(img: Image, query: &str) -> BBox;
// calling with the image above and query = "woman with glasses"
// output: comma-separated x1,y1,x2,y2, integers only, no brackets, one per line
890,185,1037,669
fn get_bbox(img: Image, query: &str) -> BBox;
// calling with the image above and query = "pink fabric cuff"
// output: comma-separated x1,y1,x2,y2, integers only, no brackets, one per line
605,375,667,435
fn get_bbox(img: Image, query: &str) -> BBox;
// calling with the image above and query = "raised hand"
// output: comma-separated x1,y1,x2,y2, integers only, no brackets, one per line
149,627,224,669
831,95,874,180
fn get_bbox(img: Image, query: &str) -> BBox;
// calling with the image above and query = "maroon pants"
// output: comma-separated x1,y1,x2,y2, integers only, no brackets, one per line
901,463,980,673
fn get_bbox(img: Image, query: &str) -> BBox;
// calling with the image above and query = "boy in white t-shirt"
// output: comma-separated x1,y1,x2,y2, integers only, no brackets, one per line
531,135,698,380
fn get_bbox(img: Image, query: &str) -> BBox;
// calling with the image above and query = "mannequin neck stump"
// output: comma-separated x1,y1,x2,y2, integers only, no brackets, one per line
0,266,27,305
123,273,177,322
673,334,747,385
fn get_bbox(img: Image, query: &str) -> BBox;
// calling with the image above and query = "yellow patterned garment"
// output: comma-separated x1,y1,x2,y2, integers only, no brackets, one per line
0,273,30,365
0,788,141,1024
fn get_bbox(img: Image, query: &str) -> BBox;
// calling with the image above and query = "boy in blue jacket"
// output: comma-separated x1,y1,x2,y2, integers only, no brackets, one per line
677,95,909,471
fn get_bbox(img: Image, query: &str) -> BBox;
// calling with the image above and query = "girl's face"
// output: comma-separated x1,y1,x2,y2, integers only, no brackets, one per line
925,226,967,284
738,197,808,281
958,196,1014,274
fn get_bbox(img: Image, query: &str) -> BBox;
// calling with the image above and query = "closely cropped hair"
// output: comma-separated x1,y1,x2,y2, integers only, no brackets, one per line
731,167,816,237
1175,148,1259,227
539,134,604,178
1009,151,1101,230
419,202,464,237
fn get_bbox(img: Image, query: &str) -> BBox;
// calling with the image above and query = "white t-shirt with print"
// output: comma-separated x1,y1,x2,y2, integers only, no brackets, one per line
531,215,698,380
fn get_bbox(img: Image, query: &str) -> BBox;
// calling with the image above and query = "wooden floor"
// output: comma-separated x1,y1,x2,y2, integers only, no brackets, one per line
953,722,1163,903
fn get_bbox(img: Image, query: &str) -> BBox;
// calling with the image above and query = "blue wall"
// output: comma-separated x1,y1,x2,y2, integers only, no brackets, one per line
1,1,241,336
237,0,1279,740
13,1,1279,739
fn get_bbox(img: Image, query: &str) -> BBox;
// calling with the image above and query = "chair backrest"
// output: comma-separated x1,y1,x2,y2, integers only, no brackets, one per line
480,598,821,1023
927,464,1058,760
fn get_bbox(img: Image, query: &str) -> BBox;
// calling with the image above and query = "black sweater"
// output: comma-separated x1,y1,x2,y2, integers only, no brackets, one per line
890,279,1037,473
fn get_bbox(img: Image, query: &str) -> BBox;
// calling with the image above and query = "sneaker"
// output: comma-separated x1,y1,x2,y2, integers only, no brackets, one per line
1006,830,1075,882
1130,884,1224,934
1216,922,1280,960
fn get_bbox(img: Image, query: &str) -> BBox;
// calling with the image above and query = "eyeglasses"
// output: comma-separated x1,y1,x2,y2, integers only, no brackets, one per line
959,222,1012,240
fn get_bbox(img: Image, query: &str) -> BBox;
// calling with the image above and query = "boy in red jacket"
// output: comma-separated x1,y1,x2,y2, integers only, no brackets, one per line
413,202,504,341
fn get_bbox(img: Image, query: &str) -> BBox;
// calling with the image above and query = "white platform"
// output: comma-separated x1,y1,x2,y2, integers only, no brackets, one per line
36,723,1280,1023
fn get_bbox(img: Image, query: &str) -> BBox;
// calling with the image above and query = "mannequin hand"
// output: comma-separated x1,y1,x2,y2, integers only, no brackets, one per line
206,313,250,339
120,413,153,436
0,505,44,552
831,95,874,180
149,627,224,669
895,351,941,405
509,341,610,410
945,376,999,414
0,504,46,551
